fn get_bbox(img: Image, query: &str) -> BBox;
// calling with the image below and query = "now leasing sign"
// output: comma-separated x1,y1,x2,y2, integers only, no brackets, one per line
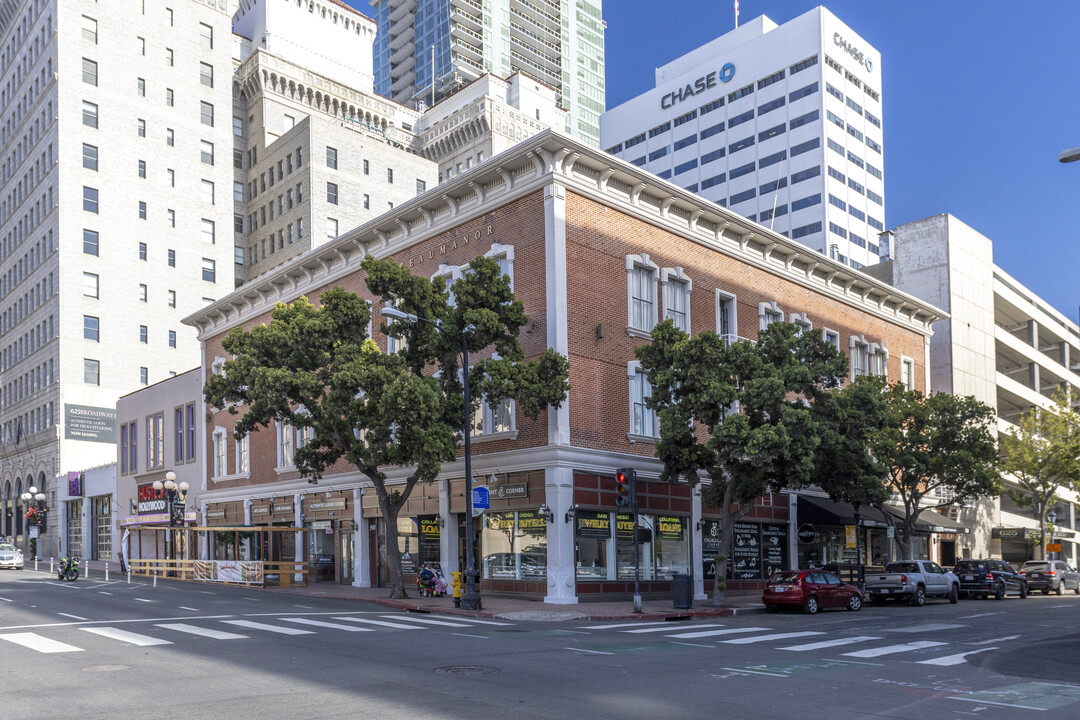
64,404,117,443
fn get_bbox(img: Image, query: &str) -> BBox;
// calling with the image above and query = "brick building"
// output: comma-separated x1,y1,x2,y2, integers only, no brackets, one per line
185,130,942,603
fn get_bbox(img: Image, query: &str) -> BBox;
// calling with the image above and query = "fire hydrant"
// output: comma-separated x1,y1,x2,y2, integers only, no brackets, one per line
450,571,463,608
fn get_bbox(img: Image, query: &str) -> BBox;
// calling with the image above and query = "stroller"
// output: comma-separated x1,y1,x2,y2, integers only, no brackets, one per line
417,564,447,597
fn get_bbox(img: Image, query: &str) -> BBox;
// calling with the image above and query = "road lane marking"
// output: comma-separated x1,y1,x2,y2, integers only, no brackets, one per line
98,592,112,596
81,627,172,647
721,631,824,645
156,623,248,640
0,633,83,654
960,612,1003,619
437,617,515,626
333,617,422,630
57,613,88,621
888,623,966,633
134,598,152,603
179,606,200,612
293,605,313,609
918,647,998,666
719,667,788,677
667,627,772,640
670,642,714,648
620,623,726,634
566,648,613,655
0,597,11,602
378,615,473,628
279,618,372,632
969,635,1019,645
452,633,488,639
779,636,883,652
842,640,947,658
1049,604,1071,608
578,621,673,630
222,620,314,636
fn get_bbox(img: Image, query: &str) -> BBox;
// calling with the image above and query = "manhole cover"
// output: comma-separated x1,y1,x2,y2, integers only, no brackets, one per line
434,665,501,676
82,665,129,673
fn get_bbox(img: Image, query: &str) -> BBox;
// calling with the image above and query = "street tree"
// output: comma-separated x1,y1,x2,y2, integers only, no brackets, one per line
637,320,847,606
204,255,569,598
1000,391,1080,559
868,385,1002,560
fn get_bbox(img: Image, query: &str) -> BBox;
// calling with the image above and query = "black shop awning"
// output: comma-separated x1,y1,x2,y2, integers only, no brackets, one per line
796,495,893,528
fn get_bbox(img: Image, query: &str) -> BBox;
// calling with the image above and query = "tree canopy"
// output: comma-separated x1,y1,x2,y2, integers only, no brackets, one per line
204,255,569,598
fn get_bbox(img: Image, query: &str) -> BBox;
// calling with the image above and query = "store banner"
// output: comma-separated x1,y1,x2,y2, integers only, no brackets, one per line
615,513,635,539
845,524,857,549
576,510,611,539
730,523,762,580
193,560,264,584
517,511,545,530
657,516,684,541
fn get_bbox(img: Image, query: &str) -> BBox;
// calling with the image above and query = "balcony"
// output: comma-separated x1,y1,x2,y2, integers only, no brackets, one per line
388,0,416,24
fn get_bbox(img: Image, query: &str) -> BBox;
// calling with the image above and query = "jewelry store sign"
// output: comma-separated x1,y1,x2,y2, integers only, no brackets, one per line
65,404,117,443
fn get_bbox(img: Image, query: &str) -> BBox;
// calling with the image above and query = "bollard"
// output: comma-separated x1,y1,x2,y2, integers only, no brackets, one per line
105,562,109,582
127,568,131,584
153,570,158,588
34,557,39,571
50,557,54,574
84,559,88,579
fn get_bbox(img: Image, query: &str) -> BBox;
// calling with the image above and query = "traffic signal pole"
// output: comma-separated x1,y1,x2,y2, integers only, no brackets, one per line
616,468,642,613
633,508,642,613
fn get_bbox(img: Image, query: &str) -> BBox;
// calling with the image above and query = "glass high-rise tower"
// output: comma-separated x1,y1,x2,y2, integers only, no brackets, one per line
371,0,606,147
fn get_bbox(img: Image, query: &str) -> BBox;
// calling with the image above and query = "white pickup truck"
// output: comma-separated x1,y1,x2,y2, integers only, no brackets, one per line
864,560,960,606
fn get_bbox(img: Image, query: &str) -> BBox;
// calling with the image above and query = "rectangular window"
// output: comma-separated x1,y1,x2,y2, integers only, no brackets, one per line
233,117,243,137
631,370,657,438
827,138,845,156
664,277,690,332
83,186,99,213
326,147,337,169
791,137,820,157
82,58,98,86
848,178,865,195
327,182,338,204
629,264,656,332
201,141,214,165
200,102,214,127
826,83,844,101
165,48,174,67
138,201,147,219
138,159,147,178
82,143,98,170
187,404,197,461
829,166,846,183
82,15,98,43
827,110,845,129
701,173,725,190
727,84,754,103
199,23,213,49
202,258,216,283
700,98,723,114
729,161,755,179
84,359,101,385
865,137,881,154
758,96,785,115
851,341,868,378
674,159,698,176
201,180,215,205
139,284,148,302
200,62,213,88
82,101,99,128
791,222,821,239
847,150,864,168
83,272,99,298
789,82,819,103
168,209,176,227
167,129,175,146
416,179,426,194
326,218,338,239
201,219,216,244
83,229,99,256
168,290,176,308
790,55,818,74
865,111,881,129
673,135,697,151
387,168,394,183
168,330,177,348
729,136,754,154
363,159,369,175
790,166,821,185
166,88,174,106
139,242,148,261
847,125,864,142
137,77,146,96
846,97,863,115
138,118,146,136
83,315,99,341
759,150,786,169
829,222,848,239
139,325,148,344
729,188,756,205
901,358,915,390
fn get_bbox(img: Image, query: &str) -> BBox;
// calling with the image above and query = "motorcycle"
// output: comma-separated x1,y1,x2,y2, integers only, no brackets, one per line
58,556,79,582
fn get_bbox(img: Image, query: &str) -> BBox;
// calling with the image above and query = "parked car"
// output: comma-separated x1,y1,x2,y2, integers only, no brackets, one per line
0,542,24,570
954,559,1028,599
1019,560,1080,595
864,560,960,606
762,570,863,614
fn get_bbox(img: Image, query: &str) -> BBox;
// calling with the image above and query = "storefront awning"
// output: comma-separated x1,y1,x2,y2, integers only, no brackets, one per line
796,495,892,528
897,507,970,535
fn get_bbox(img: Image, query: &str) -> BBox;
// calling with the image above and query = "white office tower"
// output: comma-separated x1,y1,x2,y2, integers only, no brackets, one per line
370,0,606,148
601,7,884,269
0,1,237,555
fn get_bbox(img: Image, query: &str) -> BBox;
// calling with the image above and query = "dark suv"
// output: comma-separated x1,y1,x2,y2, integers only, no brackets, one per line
1019,560,1080,595
954,559,1027,600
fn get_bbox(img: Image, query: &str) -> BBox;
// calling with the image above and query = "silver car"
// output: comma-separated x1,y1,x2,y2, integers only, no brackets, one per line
1019,560,1080,595
0,542,24,570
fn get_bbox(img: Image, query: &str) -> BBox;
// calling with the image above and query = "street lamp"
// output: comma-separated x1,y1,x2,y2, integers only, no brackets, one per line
382,305,481,611
153,471,190,528
1047,508,1057,562
20,486,46,559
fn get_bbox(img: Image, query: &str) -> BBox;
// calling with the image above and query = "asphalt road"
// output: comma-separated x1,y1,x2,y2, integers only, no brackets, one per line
2,568,1079,719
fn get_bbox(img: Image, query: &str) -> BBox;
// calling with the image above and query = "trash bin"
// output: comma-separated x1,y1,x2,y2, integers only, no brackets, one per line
673,573,693,609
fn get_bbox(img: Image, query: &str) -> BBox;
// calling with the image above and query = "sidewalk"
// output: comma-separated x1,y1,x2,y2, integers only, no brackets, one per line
261,582,766,621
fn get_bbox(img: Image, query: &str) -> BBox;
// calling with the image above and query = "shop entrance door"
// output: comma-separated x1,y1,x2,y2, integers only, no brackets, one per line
338,527,354,585
457,517,481,582
939,539,956,568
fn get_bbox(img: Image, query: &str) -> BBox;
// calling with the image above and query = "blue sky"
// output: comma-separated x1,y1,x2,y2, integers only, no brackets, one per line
345,1,1079,320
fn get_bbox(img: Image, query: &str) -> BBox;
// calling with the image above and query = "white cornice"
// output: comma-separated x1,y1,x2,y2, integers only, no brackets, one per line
184,130,946,339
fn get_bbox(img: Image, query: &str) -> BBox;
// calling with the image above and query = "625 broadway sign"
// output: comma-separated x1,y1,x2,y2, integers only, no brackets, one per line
65,404,117,443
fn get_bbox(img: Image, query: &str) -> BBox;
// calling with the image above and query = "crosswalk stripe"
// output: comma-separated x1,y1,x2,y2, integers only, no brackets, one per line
333,617,423,630
155,623,248,640
279,618,373,632
779,636,883,652
378,615,473,628
437,617,515,626
81,627,173,647
621,623,726,634
578,621,672,630
721,631,824,645
0,632,83,653
666,627,773,640
221,620,314,636
917,647,998,666
842,640,947,658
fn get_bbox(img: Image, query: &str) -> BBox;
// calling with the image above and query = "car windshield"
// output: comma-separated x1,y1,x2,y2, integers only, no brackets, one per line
769,572,802,583
1021,562,1050,571
0,543,15,551
885,562,920,573
953,561,982,573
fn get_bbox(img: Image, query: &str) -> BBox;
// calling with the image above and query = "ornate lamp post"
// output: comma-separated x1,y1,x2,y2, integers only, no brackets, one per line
20,486,46,559
153,472,189,564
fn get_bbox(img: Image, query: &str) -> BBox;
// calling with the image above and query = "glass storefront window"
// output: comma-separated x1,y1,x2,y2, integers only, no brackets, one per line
395,517,419,575
654,516,690,579
482,511,547,580
576,512,690,582
66,500,83,558
616,513,653,580
574,510,610,579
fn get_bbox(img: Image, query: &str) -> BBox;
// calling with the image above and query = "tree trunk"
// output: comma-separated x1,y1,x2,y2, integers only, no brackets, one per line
709,484,750,607
377,489,407,599
1040,513,1048,561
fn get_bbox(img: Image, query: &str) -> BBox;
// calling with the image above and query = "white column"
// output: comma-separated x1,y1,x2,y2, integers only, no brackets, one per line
293,493,304,583
438,478,459,578
788,492,799,570
352,488,371,587
543,466,577,604
691,490,706,600
242,499,253,560
544,182,570,447
82,500,90,560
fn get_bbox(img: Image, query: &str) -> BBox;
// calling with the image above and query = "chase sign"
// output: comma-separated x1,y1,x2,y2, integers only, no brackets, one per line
660,62,736,110
834,33,873,72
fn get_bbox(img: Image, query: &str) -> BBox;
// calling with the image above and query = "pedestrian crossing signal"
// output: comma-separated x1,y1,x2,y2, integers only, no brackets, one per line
615,468,636,509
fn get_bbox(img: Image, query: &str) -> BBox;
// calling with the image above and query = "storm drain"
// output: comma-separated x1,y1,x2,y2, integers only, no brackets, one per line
435,665,501,676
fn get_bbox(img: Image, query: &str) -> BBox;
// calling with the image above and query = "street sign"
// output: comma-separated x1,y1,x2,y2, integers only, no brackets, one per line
1047,543,1062,553
472,485,490,510
887,526,895,538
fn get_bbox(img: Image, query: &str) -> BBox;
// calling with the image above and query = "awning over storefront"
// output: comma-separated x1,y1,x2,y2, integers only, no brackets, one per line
797,495,971,534
992,527,1076,541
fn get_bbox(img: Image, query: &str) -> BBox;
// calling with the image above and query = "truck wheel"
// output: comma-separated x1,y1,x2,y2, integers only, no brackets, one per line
994,583,1005,600
910,586,926,607
949,584,958,604
803,595,819,615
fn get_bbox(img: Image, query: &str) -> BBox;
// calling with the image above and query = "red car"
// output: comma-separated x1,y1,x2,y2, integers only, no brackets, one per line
762,570,864,614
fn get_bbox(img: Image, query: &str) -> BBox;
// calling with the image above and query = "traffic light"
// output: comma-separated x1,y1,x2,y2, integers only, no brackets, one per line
615,468,636,510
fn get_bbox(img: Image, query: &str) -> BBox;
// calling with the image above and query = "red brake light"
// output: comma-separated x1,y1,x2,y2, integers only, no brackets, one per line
900,574,907,584
1047,571,1057,576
